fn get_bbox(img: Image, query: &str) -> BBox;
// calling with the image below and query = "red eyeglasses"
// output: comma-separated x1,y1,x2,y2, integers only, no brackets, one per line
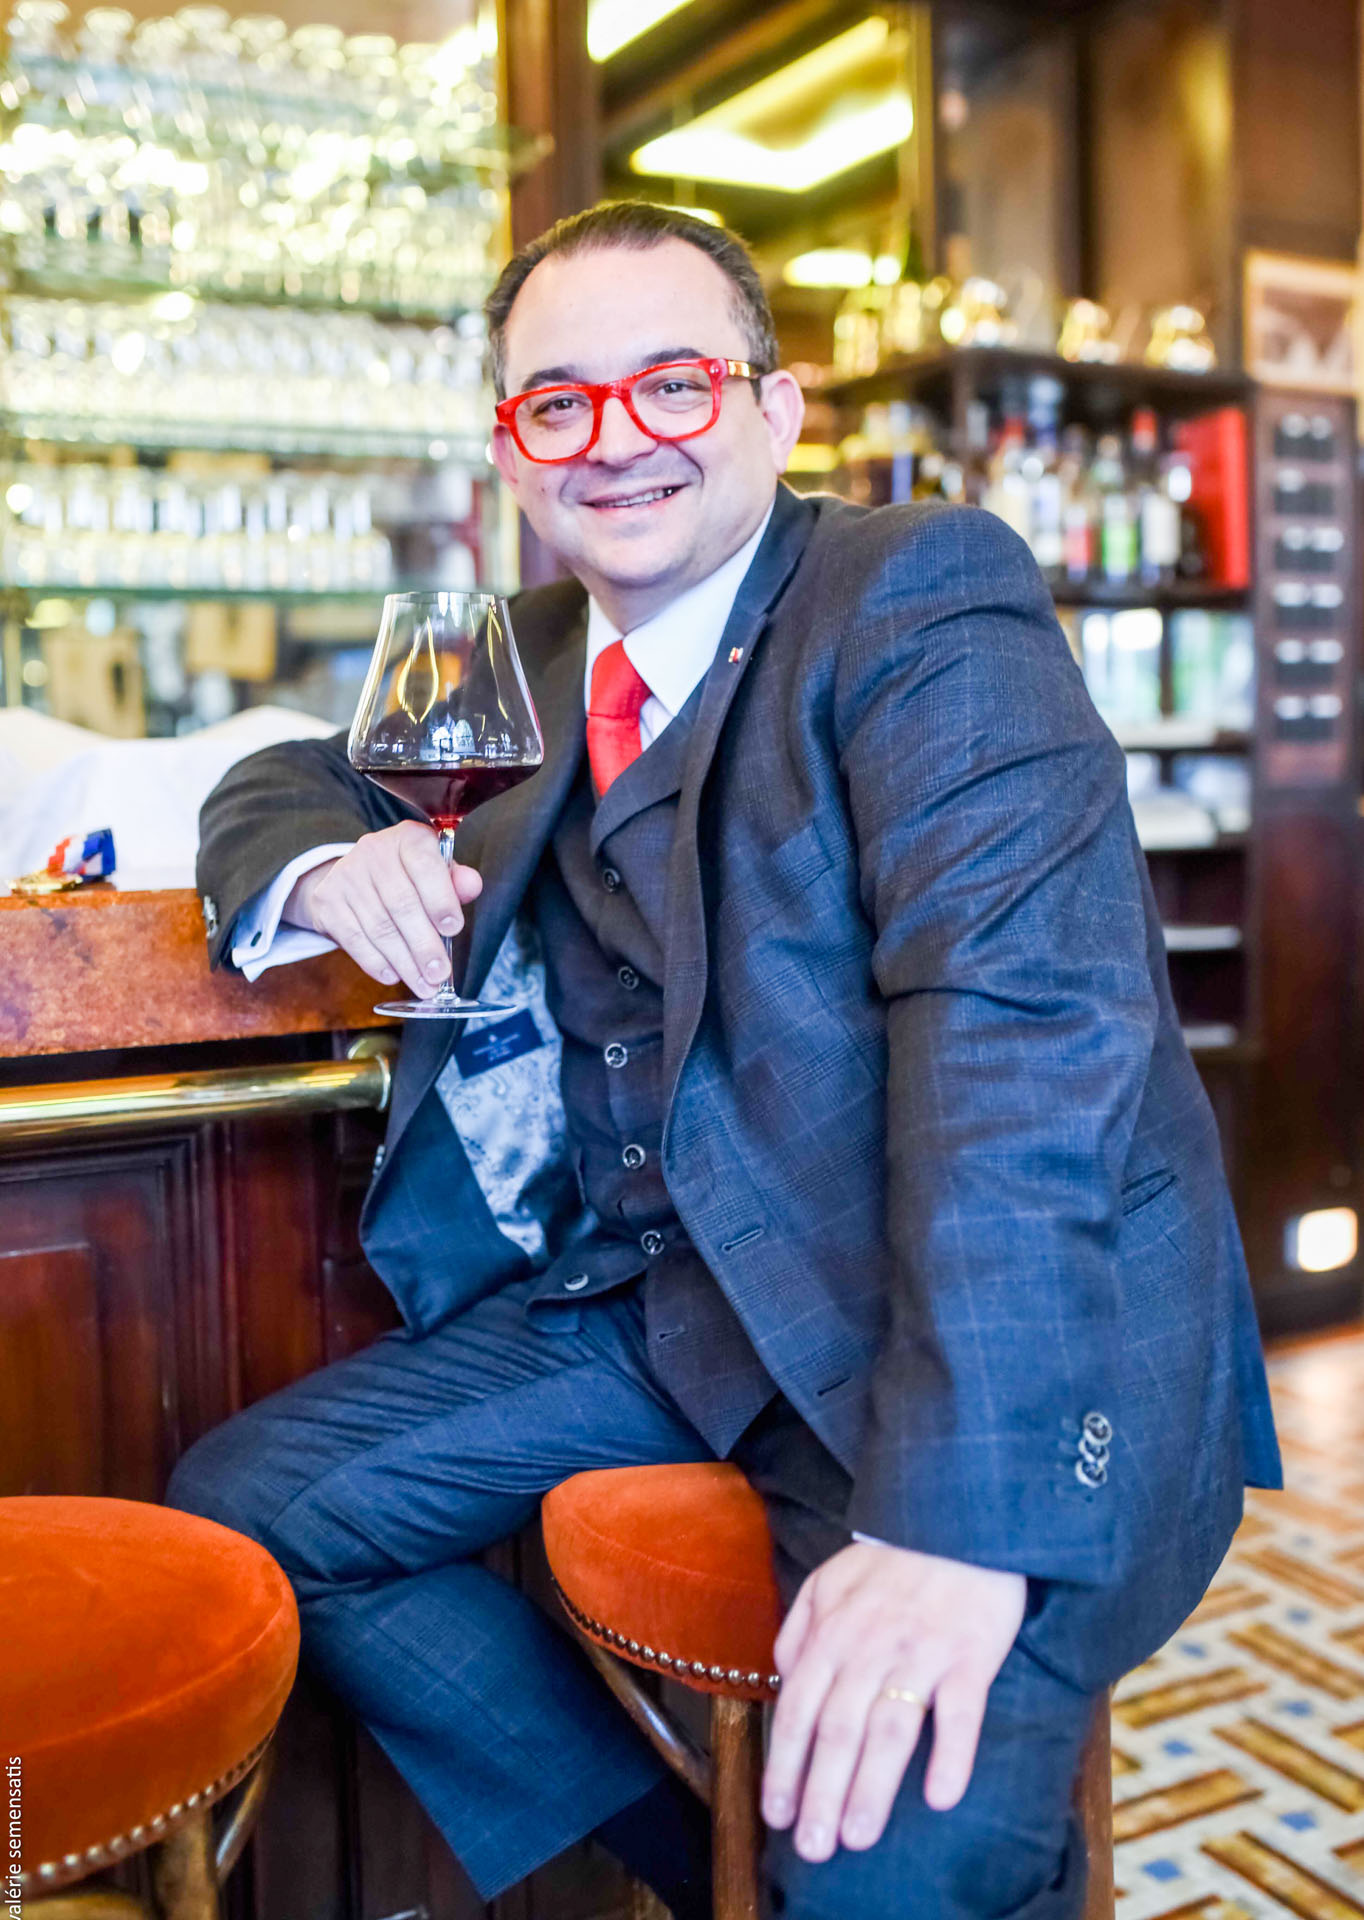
494,356,762,464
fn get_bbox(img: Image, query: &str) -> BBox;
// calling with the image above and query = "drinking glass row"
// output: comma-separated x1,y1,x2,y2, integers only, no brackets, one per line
3,464,396,593
2,297,491,443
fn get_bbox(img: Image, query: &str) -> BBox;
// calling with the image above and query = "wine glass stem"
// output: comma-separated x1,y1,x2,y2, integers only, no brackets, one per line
438,823,460,987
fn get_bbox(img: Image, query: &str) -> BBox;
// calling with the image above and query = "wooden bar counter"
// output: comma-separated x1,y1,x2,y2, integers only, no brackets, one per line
0,884,625,1919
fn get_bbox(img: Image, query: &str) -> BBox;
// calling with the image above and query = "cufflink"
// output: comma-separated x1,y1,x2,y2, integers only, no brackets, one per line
201,895,219,936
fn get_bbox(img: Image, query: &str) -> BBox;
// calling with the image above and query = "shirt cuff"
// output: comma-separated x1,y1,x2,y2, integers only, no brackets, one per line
851,1531,899,1552
230,842,355,981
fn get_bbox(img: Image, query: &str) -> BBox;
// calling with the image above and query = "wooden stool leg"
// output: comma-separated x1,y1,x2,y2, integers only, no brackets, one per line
1077,1695,1114,1920
710,1696,764,1920
150,1810,219,1920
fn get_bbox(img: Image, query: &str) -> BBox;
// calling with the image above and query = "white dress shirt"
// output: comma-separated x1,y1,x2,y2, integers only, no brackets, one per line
231,502,774,977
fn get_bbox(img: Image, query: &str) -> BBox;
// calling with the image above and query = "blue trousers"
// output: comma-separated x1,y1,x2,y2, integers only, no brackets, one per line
166,1278,1099,1917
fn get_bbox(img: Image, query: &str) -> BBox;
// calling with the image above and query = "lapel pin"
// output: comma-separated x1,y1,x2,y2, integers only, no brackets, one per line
728,647,744,664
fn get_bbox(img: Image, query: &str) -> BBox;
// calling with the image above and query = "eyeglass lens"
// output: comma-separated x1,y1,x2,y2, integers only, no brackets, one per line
514,363,716,457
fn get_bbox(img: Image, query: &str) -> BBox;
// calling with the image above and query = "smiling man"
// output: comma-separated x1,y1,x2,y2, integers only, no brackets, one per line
172,203,1279,1920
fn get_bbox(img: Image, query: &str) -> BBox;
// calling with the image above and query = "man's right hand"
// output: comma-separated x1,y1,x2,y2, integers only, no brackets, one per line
283,822,484,1000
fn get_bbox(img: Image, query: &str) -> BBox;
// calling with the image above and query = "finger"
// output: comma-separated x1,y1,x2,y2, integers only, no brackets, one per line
348,874,439,998
838,1681,931,1850
360,867,451,993
923,1669,988,1811
772,1576,816,1678
323,903,401,987
761,1627,839,1831
790,1664,891,1863
395,829,469,937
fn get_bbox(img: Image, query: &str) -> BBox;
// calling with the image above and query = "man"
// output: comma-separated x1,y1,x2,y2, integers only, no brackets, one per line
170,203,1280,1920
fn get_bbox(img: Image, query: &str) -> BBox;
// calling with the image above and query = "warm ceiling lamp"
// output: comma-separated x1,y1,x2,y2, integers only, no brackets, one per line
588,0,692,63
784,248,901,288
630,16,912,193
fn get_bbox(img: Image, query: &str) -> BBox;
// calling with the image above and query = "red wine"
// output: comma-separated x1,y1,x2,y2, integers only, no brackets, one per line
357,759,539,829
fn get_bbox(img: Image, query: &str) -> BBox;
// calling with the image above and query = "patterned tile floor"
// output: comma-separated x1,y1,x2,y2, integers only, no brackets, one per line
1112,1326,1364,1920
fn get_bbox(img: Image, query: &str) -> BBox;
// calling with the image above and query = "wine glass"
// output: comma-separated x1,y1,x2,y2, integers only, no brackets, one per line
348,589,544,1019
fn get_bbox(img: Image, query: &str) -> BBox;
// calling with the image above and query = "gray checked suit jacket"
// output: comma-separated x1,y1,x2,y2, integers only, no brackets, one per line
198,482,1281,1691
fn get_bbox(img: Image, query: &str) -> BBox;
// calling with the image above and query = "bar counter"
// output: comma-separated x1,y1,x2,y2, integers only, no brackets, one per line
0,883,621,1918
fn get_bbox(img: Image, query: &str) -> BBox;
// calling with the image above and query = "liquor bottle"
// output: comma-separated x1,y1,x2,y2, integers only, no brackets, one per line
1024,390,1064,579
1131,407,1180,587
1060,426,1098,585
1094,432,1137,585
981,416,1031,544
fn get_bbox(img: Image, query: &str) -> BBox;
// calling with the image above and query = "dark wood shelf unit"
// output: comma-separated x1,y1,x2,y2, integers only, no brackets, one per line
1051,582,1252,611
817,347,1254,423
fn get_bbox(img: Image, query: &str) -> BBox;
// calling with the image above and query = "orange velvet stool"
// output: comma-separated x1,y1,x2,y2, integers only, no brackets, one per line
2,1496,299,1916
543,1462,1114,1920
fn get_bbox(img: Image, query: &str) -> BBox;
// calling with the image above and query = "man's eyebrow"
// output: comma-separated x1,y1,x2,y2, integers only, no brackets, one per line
515,347,711,391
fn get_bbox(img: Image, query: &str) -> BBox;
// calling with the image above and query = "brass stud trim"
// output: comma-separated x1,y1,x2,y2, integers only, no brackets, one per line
549,1576,780,1696
19,1730,274,1892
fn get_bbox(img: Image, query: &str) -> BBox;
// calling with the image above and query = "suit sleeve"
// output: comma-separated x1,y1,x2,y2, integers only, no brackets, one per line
195,728,412,969
836,505,1158,1584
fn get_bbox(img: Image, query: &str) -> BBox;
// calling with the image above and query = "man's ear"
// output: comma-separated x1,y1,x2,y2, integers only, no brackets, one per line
490,422,520,492
760,369,807,471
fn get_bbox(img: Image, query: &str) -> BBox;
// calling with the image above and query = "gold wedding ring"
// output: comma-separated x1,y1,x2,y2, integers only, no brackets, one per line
880,1686,927,1710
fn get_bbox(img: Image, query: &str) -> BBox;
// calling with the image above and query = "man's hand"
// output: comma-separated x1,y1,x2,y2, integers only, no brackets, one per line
761,1540,1026,1862
283,822,483,999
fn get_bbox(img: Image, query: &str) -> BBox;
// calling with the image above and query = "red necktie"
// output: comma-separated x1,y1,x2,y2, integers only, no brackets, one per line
586,640,651,798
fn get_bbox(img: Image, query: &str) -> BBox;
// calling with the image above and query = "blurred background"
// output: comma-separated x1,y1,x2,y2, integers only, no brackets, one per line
5,4,1364,1917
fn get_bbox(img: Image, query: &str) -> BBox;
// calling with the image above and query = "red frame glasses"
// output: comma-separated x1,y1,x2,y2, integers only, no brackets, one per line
494,356,760,464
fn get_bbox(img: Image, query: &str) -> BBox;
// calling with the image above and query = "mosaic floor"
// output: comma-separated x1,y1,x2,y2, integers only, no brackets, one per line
1112,1326,1364,1919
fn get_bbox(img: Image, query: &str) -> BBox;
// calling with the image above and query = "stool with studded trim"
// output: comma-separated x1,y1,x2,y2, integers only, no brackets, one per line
543,1461,1115,1920
2,1496,299,1918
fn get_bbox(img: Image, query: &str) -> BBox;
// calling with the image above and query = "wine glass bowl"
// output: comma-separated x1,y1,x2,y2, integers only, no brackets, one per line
348,589,544,1020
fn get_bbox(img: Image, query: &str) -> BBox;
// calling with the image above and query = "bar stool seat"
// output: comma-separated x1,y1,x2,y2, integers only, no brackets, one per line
544,1462,1114,1920
2,1495,299,1912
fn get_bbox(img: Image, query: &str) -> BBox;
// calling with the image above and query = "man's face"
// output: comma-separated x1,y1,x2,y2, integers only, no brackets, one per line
491,237,804,628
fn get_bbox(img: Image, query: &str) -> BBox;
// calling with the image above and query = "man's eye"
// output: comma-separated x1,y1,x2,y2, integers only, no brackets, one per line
529,392,588,421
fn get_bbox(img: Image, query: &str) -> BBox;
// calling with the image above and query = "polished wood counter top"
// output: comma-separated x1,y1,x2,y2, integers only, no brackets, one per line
0,881,389,1057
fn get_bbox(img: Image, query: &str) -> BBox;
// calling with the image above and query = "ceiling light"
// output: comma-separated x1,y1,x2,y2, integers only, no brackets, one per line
784,249,875,289
589,0,691,63
630,17,913,193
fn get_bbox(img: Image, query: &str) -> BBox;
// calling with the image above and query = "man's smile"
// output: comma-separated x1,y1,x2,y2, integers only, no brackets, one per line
580,482,688,513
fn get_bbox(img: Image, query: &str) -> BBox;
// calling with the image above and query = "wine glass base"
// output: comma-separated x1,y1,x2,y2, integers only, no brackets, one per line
374,996,519,1021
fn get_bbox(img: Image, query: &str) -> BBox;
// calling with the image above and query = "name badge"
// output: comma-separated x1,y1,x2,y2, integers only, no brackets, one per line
453,1007,544,1079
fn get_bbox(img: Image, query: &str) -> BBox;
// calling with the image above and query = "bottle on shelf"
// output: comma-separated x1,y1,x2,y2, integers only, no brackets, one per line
981,416,1032,545
1093,432,1138,586
1059,426,1099,585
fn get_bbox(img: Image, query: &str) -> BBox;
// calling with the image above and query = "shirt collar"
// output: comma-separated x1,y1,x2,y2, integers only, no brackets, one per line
583,499,775,719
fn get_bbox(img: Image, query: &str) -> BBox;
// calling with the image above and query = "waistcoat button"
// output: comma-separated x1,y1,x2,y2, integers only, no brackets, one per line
604,1042,629,1069
640,1230,665,1257
622,1143,646,1170
618,965,640,991
602,866,621,892
564,1272,590,1293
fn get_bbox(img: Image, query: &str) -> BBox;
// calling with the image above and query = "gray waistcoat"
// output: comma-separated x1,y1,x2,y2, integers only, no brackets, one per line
528,685,777,1456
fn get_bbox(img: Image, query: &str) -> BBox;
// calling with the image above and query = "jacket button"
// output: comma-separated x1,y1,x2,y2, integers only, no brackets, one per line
1082,1412,1113,1446
1075,1455,1107,1489
564,1272,590,1293
602,866,621,892
640,1230,665,1257
604,1042,629,1069
618,965,640,990
622,1143,646,1170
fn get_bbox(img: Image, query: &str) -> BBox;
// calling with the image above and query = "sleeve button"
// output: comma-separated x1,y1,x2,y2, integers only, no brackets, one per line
1082,1412,1113,1446
564,1272,590,1293
1076,1456,1107,1489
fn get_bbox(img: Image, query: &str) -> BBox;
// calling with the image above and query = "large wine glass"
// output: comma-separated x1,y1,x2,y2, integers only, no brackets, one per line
348,589,544,1019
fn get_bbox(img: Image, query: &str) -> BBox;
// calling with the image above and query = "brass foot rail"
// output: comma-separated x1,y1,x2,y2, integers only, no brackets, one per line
0,1034,395,1143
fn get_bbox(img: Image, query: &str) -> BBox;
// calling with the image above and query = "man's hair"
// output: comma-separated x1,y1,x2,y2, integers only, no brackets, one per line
484,200,780,399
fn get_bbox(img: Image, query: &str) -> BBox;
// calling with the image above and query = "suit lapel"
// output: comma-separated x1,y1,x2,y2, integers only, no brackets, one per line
458,606,588,996
661,485,817,1109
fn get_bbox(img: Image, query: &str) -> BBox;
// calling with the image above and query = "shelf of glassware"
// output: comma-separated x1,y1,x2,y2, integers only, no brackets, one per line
1,413,489,465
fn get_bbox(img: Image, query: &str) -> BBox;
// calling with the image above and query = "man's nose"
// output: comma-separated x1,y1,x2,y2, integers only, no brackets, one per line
587,393,657,462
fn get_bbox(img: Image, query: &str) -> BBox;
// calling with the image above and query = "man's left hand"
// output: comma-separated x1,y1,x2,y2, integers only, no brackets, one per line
761,1540,1027,1861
